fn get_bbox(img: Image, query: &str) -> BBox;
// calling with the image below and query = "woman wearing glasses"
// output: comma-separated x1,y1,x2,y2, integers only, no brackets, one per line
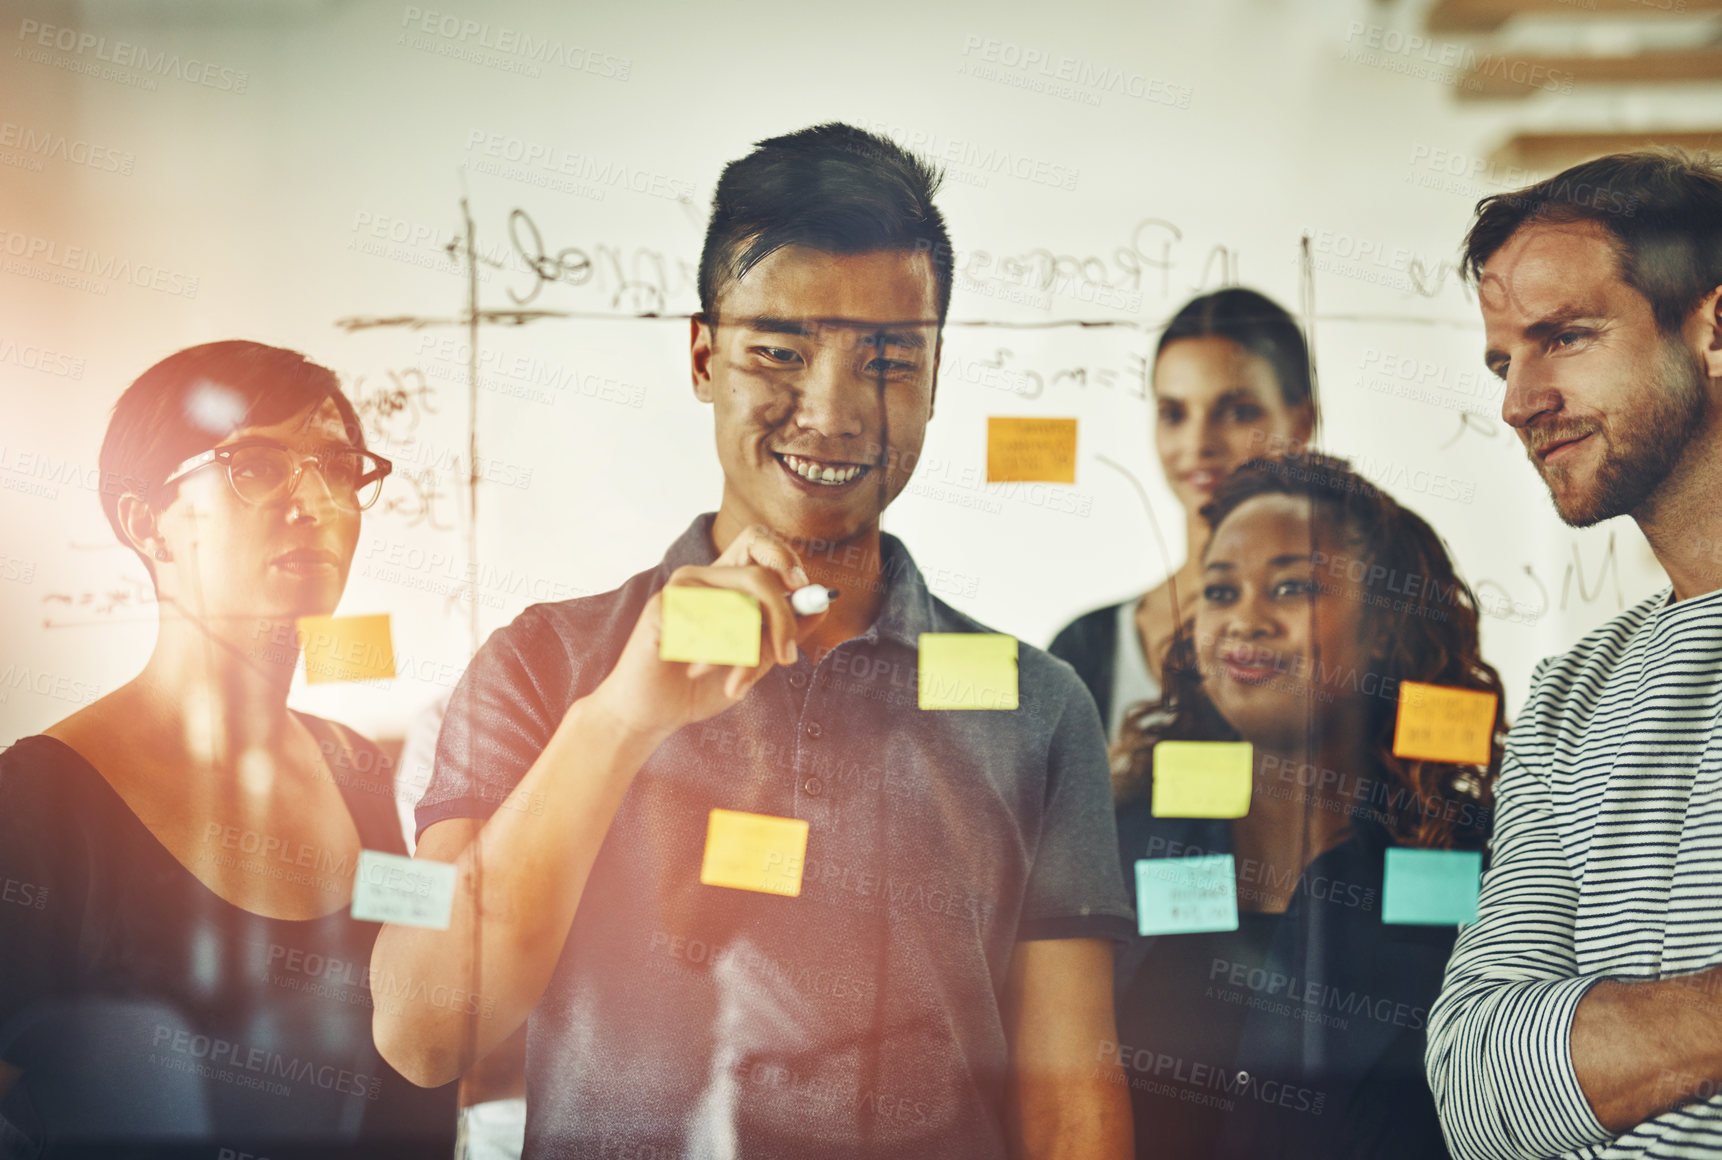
0,342,455,1157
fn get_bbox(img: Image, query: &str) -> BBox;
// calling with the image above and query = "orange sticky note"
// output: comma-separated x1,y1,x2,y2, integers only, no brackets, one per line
700,809,808,896
660,587,762,667
918,633,1019,710
297,614,395,684
987,417,1077,483
1152,741,1253,818
1392,682,1496,765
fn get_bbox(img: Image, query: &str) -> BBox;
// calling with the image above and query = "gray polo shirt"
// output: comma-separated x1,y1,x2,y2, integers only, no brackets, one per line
420,514,1133,1160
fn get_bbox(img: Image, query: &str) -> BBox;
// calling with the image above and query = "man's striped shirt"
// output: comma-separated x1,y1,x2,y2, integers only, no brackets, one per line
1428,584,1722,1159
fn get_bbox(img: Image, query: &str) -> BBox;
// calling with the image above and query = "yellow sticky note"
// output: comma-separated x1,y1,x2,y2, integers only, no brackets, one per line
1152,741,1253,818
660,587,762,667
1392,682,1497,765
297,614,395,684
918,633,1019,710
987,417,1078,483
700,808,809,897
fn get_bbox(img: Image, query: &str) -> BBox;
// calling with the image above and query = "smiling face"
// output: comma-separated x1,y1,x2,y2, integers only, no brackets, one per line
1480,219,1709,527
151,397,361,627
693,245,940,548
1193,493,1372,751
1154,336,1311,514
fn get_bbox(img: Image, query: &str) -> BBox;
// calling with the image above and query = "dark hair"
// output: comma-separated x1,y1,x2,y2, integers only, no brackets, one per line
1154,287,1317,418
698,122,954,326
1113,453,1504,850
1462,148,1722,334
99,340,363,574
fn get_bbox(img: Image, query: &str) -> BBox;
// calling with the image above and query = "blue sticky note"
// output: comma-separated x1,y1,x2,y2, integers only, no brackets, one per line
350,849,457,929
1382,848,1481,925
1135,855,1238,936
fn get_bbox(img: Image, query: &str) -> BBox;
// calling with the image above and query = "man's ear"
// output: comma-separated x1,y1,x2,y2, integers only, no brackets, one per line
691,313,716,403
1697,285,1722,384
116,492,163,560
1290,400,1316,454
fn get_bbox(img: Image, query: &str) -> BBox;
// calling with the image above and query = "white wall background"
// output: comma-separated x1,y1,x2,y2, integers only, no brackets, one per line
3,0,1706,746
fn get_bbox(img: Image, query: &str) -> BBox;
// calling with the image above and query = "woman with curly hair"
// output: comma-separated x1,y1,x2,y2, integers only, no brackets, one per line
1109,452,1502,1160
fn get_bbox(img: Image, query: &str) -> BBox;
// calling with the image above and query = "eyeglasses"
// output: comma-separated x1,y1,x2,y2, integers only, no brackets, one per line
161,439,393,511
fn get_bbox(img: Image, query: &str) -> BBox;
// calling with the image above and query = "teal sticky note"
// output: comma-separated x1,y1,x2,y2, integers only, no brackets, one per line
1382,848,1481,925
350,849,457,929
1135,855,1238,935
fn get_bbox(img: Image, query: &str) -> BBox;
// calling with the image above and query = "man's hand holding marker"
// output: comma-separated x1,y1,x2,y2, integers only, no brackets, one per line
589,525,836,743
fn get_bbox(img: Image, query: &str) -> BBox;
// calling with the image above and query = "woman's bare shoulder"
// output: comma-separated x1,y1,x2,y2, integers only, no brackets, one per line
38,686,148,777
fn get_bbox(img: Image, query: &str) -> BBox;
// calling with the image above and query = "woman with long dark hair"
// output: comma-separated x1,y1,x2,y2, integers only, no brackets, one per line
1051,288,1316,744
1110,452,1503,1159
0,341,456,1158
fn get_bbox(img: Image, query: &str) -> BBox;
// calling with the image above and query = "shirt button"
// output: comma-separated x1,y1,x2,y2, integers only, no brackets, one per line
803,777,824,796
805,721,823,739
789,673,807,690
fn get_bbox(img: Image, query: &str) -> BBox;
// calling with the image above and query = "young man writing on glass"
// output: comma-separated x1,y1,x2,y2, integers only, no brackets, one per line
372,123,1134,1160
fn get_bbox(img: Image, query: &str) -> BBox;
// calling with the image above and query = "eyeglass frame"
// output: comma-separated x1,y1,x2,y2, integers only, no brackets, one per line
158,437,394,511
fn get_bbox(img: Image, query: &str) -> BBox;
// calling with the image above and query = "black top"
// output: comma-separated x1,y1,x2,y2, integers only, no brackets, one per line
417,514,1135,1160
0,715,457,1159
1048,602,1123,726
1056,598,1473,1157
1113,802,1472,1160
1116,912,1279,1158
